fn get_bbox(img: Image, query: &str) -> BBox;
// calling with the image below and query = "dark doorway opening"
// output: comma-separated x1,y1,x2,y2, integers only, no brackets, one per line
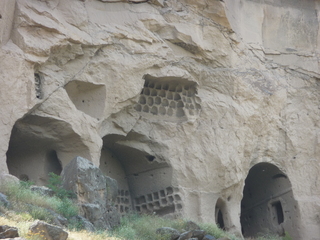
272,201,284,225
215,198,226,230
240,162,298,238
45,150,62,176
216,209,225,229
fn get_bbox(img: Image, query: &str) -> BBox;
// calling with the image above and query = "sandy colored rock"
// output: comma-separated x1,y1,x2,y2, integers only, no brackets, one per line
1,0,320,239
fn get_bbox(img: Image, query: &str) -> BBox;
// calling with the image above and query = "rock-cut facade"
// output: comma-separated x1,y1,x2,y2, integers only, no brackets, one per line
1,0,320,239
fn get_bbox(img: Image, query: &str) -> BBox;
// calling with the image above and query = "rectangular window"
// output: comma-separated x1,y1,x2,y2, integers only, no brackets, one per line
272,201,284,224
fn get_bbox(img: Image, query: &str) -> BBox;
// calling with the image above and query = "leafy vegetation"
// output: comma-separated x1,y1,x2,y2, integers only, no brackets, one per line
47,172,75,200
109,213,239,240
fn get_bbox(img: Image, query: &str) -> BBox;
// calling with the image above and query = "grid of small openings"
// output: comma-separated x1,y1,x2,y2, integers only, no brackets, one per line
134,79,201,119
115,189,132,216
134,187,183,214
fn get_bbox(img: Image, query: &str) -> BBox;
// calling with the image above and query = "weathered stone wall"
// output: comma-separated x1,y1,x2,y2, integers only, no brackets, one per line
1,0,320,239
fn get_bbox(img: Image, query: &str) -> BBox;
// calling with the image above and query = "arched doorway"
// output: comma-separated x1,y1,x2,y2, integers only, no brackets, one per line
241,162,300,238
215,198,226,230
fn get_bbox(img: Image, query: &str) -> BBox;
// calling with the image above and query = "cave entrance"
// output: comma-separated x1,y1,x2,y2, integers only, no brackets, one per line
100,133,182,217
6,115,89,185
240,162,299,238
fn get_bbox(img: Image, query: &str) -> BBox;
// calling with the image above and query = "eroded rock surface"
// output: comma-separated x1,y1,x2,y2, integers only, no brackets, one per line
61,156,120,229
1,0,320,239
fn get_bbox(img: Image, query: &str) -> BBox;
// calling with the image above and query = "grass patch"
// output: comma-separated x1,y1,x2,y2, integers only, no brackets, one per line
0,181,78,221
199,222,239,240
111,213,237,240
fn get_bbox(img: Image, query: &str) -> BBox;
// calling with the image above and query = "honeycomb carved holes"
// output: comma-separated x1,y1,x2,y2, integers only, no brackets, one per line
134,187,182,216
134,79,201,120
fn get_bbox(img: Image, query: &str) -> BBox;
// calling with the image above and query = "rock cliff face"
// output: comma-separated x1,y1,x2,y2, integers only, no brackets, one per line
1,0,320,239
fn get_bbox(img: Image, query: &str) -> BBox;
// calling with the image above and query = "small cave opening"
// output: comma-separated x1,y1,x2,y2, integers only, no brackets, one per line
215,198,226,230
45,150,62,176
146,155,155,162
240,162,299,238
272,201,284,225
216,209,225,229
34,73,43,99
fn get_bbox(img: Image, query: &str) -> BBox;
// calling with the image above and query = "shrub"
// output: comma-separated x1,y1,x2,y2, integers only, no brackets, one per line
27,205,52,222
47,172,75,199
56,198,78,219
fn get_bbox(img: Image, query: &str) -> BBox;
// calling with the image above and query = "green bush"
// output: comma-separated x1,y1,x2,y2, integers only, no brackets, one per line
47,172,75,199
68,217,84,231
27,205,52,222
57,198,78,219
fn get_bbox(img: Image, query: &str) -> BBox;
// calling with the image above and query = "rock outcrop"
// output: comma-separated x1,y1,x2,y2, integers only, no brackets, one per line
1,0,320,239
61,156,120,230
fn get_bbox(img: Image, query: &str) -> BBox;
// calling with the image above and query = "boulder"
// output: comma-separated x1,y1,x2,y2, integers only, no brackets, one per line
156,227,180,240
30,186,54,197
61,156,120,230
192,230,206,239
203,235,217,240
0,175,19,185
0,225,19,239
61,156,107,205
28,220,68,240
185,221,201,231
45,209,68,228
105,204,120,229
81,203,107,230
70,215,96,232
177,231,193,240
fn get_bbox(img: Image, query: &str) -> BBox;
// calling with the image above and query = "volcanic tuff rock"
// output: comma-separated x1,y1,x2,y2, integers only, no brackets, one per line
1,0,320,239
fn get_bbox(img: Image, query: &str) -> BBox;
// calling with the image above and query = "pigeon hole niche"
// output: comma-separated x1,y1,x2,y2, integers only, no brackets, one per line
100,134,182,217
6,115,90,185
134,75,201,122
240,162,300,238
